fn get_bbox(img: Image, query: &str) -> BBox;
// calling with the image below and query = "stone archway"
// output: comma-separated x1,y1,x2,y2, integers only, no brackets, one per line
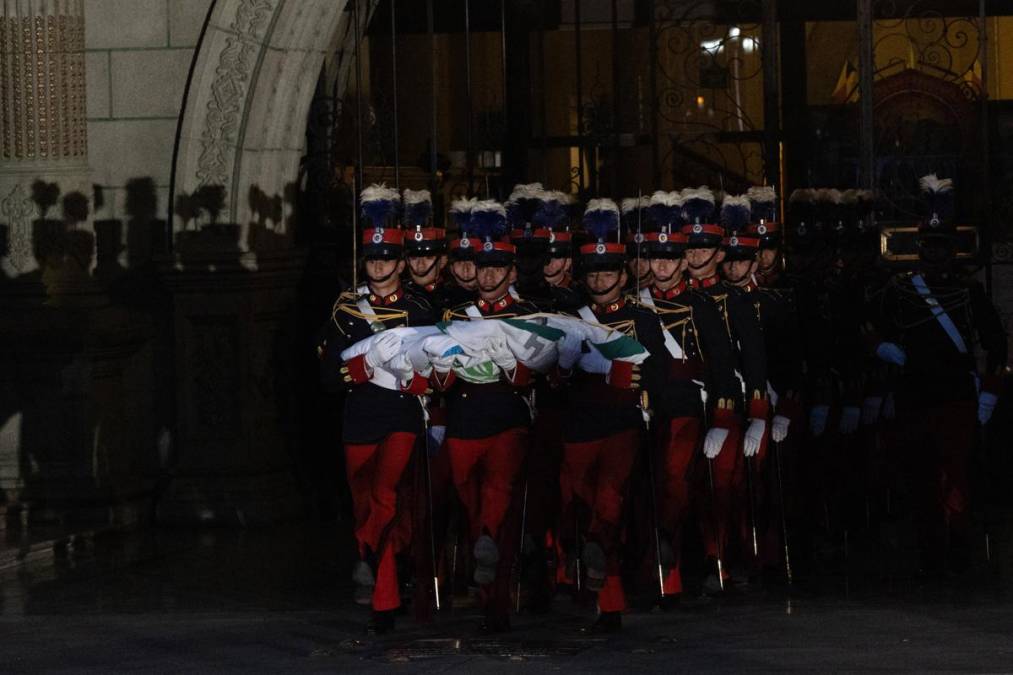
158,0,380,524
171,0,369,247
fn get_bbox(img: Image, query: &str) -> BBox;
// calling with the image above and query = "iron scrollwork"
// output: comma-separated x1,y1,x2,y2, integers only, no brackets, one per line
651,0,767,191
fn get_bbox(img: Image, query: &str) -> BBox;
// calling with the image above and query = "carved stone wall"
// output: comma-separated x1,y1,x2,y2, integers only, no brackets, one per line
1,0,91,276
172,0,349,248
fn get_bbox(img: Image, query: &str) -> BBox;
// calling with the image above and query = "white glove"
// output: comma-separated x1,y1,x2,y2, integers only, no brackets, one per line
861,396,883,426
743,418,766,457
703,427,729,459
809,404,830,437
882,392,896,420
427,425,446,453
838,406,861,435
979,391,998,426
557,330,583,371
771,414,790,443
365,331,400,370
875,342,907,367
487,337,517,373
387,352,416,381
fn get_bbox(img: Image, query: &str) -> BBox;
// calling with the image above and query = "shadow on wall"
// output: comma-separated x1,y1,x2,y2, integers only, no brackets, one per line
0,175,350,527
0,179,154,527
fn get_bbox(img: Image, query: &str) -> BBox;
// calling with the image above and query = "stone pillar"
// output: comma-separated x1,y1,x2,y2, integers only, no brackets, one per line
0,1,156,531
1,0,91,276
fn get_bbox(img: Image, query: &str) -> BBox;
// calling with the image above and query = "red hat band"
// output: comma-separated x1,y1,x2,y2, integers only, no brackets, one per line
579,242,626,256
408,227,446,243
748,222,781,236
681,223,724,238
510,227,552,241
723,235,760,248
362,228,404,246
644,231,688,245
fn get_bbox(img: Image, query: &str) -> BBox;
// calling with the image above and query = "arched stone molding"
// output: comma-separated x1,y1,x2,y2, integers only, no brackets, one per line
171,0,366,250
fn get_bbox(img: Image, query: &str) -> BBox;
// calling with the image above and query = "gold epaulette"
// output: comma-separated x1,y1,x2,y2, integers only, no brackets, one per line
444,306,472,321
332,297,409,325
600,318,636,336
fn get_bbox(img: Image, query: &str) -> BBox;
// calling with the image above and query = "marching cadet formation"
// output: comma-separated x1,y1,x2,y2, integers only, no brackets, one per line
316,175,1008,635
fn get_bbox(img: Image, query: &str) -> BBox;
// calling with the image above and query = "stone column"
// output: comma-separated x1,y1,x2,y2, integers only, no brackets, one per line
1,0,90,276
0,1,156,531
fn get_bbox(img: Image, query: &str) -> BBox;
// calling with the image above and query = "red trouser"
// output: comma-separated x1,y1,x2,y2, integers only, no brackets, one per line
561,428,639,613
345,431,418,611
446,428,528,542
897,400,977,557
655,417,701,595
447,428,529,619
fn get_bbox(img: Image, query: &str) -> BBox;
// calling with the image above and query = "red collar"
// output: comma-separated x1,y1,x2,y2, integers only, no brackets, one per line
423,281,439,293
593,297,626,316
477,293,516,314
688,275,721,290
651,280,688,300
368,286,402,306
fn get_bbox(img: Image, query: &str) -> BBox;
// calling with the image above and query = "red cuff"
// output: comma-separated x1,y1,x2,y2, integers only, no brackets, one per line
429,405,447,426
400,372,430,395
982,374,1001,395
748,397,770,420
344,354,371,385
607,361,635,389
505,362,532,387
430,369,456,391
776,396,803,420
711,407,739,429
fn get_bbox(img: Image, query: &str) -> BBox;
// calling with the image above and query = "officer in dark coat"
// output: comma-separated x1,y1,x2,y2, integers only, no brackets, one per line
871,175,1007,573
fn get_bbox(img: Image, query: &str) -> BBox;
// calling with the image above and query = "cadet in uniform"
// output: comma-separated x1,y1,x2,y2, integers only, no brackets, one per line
681,187,769,588
317,185,436,634
438,200,540,632
560,199,669,632
637,189,742,602
403,189,451,311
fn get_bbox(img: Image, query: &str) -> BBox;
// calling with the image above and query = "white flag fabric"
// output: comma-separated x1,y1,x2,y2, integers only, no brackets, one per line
337,314,648,388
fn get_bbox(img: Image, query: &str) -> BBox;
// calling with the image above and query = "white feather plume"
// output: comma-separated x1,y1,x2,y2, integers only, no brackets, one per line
681,186,715,204
585,198,620,215
508,182,546,201
471,199,507,217
450,196,478,215
815,188,841,203
402,188,431,205
721,194,752,210
747,185,776,204
919,173,953,193
649,190,683,208
789,188,813,203
361,183,400,203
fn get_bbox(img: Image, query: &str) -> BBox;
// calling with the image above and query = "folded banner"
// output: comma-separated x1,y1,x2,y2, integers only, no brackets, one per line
338,314,648,388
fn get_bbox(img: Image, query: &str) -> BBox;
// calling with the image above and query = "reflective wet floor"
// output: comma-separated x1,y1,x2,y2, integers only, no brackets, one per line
4,523,1013,672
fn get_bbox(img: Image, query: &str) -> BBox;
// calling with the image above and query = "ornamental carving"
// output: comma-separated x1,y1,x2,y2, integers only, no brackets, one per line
0,10,86,161
1,183,38,272
196,0,277,191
